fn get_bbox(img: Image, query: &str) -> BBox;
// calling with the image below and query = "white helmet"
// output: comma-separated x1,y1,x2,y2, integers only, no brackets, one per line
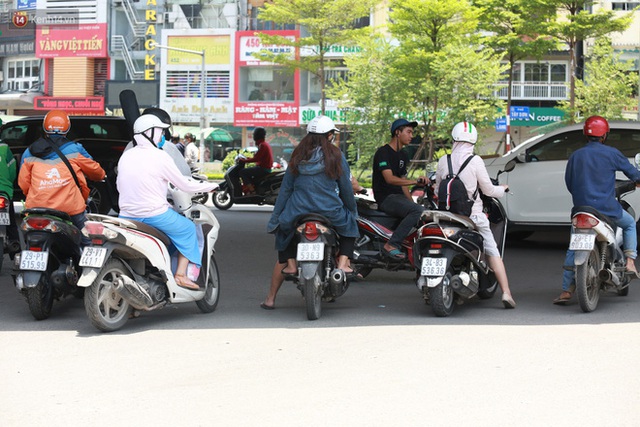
133,114,170,135
307,115,339,134
451,121,478,144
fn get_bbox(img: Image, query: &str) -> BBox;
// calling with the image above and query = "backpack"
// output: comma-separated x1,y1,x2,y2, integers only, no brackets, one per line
438,154,477,216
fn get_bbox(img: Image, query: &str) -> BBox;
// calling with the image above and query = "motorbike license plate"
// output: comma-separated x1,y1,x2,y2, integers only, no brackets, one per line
297,243,324,261
79,247,108,268
0,212,9,226
569,233,596,251
19,250,48,271
421,257,447,277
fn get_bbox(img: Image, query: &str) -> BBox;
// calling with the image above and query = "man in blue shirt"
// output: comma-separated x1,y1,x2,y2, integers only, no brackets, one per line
554,116,640,304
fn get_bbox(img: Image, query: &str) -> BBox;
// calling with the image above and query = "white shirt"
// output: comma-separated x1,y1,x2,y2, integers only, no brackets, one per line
117,142,216,217
185,142,199,169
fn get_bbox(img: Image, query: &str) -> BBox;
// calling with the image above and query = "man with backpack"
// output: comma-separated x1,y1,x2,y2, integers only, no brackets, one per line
434,122,516,308
372,119,427,260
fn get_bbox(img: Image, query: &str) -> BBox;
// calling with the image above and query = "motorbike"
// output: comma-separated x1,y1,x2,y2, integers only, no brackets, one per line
0,192,20,272
352,180,435,278
78,184,221,332
568,171,640,312
413,161,515,316
13,208,83,320
212,156,285,210
288,214,349,320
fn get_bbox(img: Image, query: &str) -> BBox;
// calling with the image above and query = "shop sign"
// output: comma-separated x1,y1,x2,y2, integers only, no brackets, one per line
238,31,297,65
509,107,564,126
300,107,347,125
36,23,107,58
234,103,298,127
167,35,230,65
34,96,104,113
144,2,159,80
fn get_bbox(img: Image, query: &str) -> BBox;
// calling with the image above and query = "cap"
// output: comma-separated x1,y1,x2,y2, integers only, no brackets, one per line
391,118,418,136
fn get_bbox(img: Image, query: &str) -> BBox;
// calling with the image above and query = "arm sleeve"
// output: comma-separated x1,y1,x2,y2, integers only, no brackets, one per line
267,169,294,233
77,156,106,181
474,157,505,198
565,156,574,192
338,156,357,214
17,162,32,196
160,155,216,193
4,146,16,184
615,151,640,182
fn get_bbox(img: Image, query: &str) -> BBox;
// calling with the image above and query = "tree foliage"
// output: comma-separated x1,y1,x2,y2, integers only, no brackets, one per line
559,37,636,121
254,0,379,113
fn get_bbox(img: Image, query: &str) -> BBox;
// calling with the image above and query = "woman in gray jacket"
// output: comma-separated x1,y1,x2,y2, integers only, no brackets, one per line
262,116,358,309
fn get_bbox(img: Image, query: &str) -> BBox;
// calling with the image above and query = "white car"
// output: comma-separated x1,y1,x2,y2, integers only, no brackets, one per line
483,121,640,239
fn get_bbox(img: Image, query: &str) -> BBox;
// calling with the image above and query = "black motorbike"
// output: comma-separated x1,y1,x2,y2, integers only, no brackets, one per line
288,214,349,320
212,157,285,210
0,192,20,272
13,208,83,320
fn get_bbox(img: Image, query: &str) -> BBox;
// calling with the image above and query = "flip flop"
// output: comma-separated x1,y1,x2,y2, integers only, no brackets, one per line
382,246,406,260
260,302,275,310
553,291,573,305
346,272,364,282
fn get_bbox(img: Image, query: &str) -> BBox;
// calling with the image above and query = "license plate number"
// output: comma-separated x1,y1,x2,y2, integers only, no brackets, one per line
20,250,48,271
421,257,447,277
0,212,9,225
79,247,108,268
569,233,595,251
297,243,324,261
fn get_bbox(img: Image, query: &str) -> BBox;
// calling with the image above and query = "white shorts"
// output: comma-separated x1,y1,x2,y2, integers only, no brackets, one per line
470,213,500,257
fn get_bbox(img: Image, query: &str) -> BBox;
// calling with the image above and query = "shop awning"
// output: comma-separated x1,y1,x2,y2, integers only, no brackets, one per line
172,125,233,143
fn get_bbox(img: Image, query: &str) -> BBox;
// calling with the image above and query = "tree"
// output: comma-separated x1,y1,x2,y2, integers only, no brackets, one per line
560,37,636,120
388,0,506,168
474,0,557,148
543,0,632,122
253,0,379,113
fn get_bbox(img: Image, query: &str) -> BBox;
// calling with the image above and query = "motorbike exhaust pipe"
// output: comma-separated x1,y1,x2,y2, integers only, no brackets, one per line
598,269,620,287
113,274,153,310
449,272,479,299
329,268,346,297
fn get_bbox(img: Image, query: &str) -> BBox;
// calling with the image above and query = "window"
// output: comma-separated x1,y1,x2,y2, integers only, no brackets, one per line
308,67,349,103
612,2,639,11
526,130,583,161
6,59,40,91
238,66,295,102
166,70,230,99
524,63,548,82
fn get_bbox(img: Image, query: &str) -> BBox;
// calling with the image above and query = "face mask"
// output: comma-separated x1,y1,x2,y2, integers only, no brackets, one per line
158,134,166,149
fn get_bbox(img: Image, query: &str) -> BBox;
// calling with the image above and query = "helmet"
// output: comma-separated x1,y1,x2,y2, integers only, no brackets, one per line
583,115,609,137
43,110,71,134
390,118,418,137
133,114,170,135
451,121,478,144
307,115,339,134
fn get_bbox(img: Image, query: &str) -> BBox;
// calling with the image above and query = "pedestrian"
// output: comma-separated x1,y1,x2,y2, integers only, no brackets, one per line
184,133,199,170
172,133,185,155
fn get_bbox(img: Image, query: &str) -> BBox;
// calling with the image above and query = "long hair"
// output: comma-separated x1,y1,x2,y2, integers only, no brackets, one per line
289,132,342,179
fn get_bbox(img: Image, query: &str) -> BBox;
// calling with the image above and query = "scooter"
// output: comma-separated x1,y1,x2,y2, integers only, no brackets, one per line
212,156,285,210
413,161,515,316
0,192,20,272
78,184,221,332
568,169,640,312
288,214,349,320
13,208,83,320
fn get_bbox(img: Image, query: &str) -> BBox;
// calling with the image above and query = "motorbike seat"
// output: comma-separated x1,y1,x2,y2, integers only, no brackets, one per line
357,204,402,230
571,205,616,230
88,214,172,247
22,207,73,222
295,213,332,227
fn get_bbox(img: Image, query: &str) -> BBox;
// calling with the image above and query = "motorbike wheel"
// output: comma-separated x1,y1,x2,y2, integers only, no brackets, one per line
25,275,54,320
84,259,132,332
576,248,601,313
617,286,630,297
212,190,233,210
196,256,221,313
0,236,4,274
352,241,374,279
428,272,455,317
303,267,323,320
477,275,499,300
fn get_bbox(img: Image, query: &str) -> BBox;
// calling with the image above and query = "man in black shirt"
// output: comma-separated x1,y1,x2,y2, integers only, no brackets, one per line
372,119,427,260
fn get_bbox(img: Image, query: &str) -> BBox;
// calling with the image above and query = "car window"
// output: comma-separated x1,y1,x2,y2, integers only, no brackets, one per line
527,130,583,161
0,124,28,147
606,129,640,157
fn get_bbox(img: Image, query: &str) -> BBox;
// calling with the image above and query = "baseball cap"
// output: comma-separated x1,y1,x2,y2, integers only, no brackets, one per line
391,118,418,136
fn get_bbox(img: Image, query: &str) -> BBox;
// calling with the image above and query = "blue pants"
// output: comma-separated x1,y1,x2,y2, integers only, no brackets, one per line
379,194,424,248
120,209,201,267
561,210,637,291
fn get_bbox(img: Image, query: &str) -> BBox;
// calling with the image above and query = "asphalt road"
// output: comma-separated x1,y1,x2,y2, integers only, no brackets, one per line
1,205,639,426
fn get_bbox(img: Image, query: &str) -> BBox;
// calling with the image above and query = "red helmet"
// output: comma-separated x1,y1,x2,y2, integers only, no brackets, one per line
583,115,609,138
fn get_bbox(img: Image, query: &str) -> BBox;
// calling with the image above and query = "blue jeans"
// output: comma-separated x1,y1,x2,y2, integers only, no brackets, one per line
378,194,424,248
561,210,637,291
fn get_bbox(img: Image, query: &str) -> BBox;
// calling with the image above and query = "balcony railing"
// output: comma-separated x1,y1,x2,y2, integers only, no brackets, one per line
494,82,568,100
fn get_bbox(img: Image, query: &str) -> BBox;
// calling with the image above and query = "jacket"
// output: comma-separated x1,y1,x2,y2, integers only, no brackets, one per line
18,135,105,216
267,147,358,251
0,142,16,198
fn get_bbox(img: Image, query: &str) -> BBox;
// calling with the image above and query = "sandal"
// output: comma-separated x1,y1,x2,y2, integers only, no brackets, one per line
553,290,573,305
175,273,200,290
382,246,406,260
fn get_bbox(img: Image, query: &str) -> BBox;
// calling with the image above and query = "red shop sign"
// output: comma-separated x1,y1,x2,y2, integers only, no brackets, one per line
234,102,298,128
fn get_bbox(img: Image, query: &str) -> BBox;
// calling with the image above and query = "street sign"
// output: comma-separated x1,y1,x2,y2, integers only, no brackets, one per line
510,106,530,120
495,118,507,132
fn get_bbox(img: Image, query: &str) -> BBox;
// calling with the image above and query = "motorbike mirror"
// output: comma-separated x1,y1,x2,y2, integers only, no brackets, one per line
635,153,640,169
516,152,527,163
504,159,516,173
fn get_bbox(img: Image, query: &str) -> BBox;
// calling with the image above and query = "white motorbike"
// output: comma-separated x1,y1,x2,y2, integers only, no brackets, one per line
569,170,640,312
77,184,221,332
